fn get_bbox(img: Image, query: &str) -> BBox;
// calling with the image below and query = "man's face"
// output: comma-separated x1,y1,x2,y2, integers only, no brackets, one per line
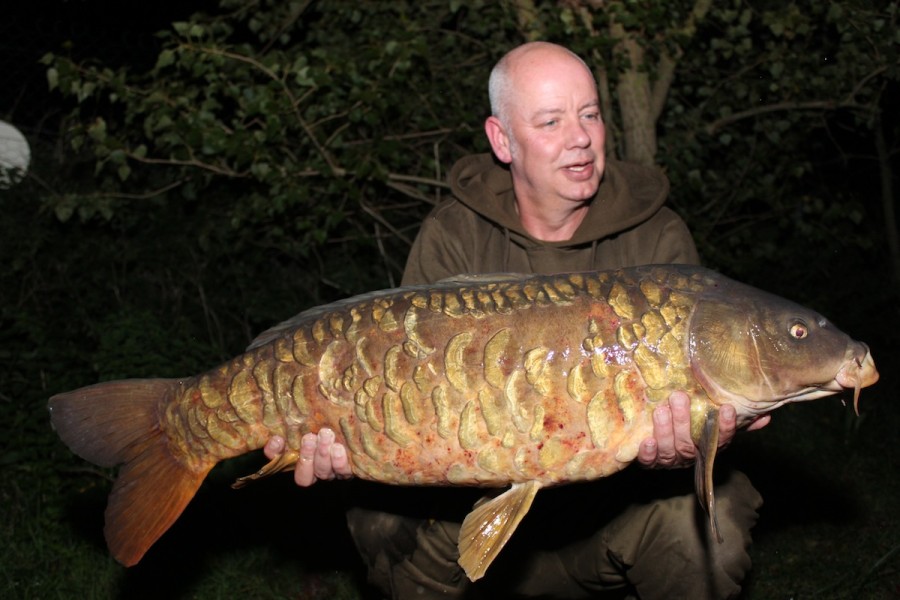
497,50,606,208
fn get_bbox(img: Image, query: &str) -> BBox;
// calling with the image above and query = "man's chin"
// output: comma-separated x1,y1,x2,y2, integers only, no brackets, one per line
560,180,601,202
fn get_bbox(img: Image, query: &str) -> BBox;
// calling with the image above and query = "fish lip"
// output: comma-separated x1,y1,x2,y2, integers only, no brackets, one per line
836,346,879,415
835,346,879,389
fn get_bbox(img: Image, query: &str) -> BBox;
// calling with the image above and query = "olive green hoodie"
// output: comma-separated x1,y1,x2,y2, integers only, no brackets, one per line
402,153,699,285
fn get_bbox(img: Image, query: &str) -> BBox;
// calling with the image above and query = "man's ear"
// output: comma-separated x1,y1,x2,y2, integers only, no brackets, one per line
484,116,512,164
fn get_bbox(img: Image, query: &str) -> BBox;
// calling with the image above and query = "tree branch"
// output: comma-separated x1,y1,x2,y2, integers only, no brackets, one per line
125,149,249,177
875,113,900,285
573,3,621,159
705,64,891,134
705,100,866,135
81,179,187,201
359,198,416,246
651,0,713,122
510,0,544,41
189,44,345,176
608,8,656,165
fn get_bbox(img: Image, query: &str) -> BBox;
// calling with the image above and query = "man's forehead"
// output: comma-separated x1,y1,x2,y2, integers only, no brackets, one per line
509,58,596,102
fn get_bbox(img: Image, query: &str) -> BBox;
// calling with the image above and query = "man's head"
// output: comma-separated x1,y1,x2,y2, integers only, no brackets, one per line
485,42,606,212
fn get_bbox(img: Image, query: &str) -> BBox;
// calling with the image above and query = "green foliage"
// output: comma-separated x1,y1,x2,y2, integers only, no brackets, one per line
40,1,528,303
657,0,897,300
39,0,899,305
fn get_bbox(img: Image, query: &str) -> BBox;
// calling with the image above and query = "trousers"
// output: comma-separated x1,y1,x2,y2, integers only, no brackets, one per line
345,465,762,599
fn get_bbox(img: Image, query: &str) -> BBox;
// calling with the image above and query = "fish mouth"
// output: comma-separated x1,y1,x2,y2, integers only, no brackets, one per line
834,345,879,415
800,344,879,415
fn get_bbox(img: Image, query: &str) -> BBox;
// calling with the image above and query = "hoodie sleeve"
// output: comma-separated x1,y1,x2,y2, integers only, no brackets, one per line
401,200,471,285
588,206,700,269
642,208,701,266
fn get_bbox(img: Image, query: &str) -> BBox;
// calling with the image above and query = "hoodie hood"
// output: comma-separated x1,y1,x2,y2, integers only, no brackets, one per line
449,153,670,248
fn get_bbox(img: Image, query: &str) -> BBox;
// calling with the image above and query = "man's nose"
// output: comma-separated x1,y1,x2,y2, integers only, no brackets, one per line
565,120,591,148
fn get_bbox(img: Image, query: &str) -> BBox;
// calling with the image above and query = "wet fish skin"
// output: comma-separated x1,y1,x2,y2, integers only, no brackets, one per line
47,264,878,580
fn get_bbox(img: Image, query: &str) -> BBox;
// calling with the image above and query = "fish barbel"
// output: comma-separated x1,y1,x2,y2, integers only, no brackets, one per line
48,265,878,580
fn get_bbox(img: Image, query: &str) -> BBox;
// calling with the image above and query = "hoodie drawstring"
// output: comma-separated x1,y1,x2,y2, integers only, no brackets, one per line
503,227,511,271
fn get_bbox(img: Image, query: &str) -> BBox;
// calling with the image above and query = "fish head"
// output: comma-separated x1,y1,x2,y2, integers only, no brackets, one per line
687,282,878,425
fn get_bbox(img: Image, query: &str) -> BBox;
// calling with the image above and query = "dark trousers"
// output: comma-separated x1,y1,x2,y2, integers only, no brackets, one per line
346,466,761,599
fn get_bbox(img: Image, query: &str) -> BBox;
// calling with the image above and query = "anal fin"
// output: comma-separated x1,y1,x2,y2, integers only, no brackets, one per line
232,449,300,489
457,480,541,581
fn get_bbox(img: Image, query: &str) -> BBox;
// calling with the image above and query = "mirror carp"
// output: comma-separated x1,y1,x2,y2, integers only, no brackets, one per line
48,264,878,580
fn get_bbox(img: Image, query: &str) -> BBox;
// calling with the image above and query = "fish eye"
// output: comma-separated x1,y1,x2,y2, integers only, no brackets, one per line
789,321,809,339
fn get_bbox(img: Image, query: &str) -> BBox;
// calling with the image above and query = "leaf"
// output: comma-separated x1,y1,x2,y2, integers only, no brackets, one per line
87,118,107,143
46,67,59,91
54,199,74,223
155,49,176,70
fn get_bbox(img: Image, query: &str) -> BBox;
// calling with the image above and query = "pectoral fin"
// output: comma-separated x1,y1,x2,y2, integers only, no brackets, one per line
457,480,541,581
232,449,300,489
694,407,723,543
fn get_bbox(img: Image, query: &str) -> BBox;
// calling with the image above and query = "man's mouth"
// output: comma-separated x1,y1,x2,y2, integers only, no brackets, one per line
563,161,595,177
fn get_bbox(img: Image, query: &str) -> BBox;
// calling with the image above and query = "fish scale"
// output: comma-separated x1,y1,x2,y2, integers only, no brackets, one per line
47,264,878,581
160,271,673,484
259,271,669,486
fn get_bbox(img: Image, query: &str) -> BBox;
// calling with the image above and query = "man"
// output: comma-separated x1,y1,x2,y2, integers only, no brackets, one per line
265,42,767,598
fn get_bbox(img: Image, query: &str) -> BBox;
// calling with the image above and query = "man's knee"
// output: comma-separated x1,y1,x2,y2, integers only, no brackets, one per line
643,468,761,597
392,520,473,599
599,468,760,599
346,507,419,563
347,508,470,599
707,469,762,589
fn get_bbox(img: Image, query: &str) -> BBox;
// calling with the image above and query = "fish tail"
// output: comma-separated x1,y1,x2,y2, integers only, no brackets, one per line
49,378,214,566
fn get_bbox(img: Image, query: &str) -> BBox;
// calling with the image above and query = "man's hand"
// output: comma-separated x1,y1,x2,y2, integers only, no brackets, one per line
263,428,352,487
637,391,771,468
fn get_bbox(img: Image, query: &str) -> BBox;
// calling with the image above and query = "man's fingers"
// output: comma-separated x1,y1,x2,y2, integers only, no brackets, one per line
295,432,318,487
643,394,751,470
331,442,352,478
668,393,695,459
313,428,337,480
651,404,678,467
746,414,772,432
263,435,285,460
291,428,352,486
718,403,737,447
637,438,658,466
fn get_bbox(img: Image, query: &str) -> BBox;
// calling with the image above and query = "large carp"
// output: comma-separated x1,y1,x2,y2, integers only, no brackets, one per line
49,265,877,580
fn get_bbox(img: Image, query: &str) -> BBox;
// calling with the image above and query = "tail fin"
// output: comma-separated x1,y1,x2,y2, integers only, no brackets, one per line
49,379,215,566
